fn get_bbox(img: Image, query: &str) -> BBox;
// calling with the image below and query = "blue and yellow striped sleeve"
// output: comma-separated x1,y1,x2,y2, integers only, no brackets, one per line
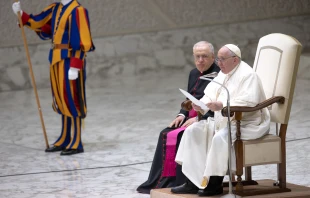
69,6,95,69
21,3,56,30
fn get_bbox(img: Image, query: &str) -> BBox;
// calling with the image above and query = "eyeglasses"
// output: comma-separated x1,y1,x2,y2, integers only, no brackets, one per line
215,56,236,63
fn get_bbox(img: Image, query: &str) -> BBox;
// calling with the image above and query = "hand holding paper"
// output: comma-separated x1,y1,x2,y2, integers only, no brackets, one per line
179,89,208,111
206,101,223,111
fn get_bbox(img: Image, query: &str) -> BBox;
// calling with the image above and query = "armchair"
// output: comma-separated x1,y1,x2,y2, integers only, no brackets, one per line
222,33,302,196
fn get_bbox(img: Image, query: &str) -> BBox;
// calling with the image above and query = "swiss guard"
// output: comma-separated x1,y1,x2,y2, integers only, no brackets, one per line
12,0,95,155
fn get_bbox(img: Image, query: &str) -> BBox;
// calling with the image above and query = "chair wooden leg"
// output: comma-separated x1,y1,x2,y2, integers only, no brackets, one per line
242,166,259,186
235,145,243,190
245,166,252,181
235,112,243,192
232,173,236,182
236,174,243,191
278,124,288,189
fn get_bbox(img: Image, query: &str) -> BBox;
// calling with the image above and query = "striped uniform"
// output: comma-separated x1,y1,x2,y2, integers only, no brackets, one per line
21,0,95,150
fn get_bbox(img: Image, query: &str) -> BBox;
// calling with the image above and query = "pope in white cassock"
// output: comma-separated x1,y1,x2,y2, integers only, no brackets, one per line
171,44,270,196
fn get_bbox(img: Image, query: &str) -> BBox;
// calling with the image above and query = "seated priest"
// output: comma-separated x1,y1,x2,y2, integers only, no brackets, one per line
171,44,270,196
137,41,220,194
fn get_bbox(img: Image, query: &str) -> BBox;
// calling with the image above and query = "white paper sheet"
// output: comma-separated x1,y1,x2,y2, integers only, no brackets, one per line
179,88,208,111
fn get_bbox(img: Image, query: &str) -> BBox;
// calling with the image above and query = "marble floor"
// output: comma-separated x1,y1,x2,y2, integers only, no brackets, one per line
0,66,309,198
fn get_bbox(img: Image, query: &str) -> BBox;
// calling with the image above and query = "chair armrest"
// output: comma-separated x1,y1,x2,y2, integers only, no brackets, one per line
221,96,285,117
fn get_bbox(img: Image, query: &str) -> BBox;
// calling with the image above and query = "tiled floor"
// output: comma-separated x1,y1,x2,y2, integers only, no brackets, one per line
0,62,309,198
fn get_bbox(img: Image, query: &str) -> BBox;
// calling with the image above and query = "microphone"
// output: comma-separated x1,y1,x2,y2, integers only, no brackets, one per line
201,71,218,78
199,74,240,198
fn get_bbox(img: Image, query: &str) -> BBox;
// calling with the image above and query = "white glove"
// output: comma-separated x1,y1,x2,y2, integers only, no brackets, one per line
68,68,79,80
12,2,23,16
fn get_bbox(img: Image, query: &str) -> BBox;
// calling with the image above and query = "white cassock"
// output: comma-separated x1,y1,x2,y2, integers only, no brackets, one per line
175,61,270,189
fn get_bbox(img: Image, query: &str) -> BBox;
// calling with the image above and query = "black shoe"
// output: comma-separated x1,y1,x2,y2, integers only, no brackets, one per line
197,176,224,196
197,187,223,196
45,146,64,152
171,179,199,194
60,148,84,155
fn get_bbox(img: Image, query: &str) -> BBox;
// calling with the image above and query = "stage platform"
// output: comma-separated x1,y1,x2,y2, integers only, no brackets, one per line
151,180,310,198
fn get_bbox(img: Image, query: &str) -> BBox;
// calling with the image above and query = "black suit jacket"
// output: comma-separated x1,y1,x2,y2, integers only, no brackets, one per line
179,62,220,120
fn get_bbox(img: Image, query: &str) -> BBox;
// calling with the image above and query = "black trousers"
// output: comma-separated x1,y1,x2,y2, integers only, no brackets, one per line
137,127,186,194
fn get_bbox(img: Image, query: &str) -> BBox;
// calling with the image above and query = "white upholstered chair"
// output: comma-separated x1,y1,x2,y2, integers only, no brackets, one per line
222,33,302,196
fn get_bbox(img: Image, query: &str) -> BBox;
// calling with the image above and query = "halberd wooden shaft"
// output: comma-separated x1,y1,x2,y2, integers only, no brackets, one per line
15,1,49,149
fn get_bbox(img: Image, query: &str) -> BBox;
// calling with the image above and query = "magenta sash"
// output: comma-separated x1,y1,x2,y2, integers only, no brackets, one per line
162,109,197,177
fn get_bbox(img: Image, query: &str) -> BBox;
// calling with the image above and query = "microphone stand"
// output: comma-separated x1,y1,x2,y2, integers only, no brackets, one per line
200,75,241,198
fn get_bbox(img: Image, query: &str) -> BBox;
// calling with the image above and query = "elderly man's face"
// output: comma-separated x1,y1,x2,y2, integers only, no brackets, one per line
216,47,239,74
193,46,214,73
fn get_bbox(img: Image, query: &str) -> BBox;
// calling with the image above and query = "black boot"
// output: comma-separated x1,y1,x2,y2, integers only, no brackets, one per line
171,178,199,194
197,176,224,196
45,145,64,152
60,148,84,155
